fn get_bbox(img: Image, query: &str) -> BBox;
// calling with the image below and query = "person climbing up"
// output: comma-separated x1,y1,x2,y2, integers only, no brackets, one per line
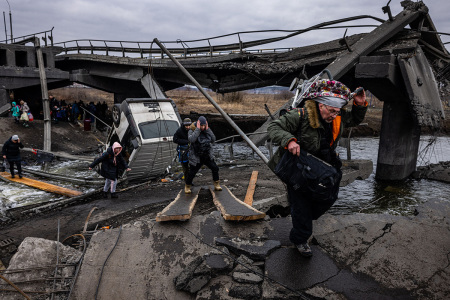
2,135,24,178
184,116,222,194
89,142,131,199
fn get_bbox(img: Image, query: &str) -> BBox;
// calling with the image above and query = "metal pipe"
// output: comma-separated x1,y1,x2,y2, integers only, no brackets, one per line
79,106,111,129
3,12,6,43
5,0,11,43
153,38,269,164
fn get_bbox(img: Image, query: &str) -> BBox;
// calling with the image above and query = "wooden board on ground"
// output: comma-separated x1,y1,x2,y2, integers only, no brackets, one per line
0,172,83,197
156,187,201,222
244,171,258,206
210,185,266,221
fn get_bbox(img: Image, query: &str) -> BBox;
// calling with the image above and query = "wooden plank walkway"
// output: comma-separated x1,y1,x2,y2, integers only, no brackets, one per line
156,187,201,222
210,185,265,221
0,172,83,197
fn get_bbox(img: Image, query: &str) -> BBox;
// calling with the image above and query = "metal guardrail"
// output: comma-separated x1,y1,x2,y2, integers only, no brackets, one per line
0,27,54,46
53,15,386,59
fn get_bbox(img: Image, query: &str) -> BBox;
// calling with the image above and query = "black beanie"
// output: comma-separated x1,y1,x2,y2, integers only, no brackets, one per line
199,116,207,125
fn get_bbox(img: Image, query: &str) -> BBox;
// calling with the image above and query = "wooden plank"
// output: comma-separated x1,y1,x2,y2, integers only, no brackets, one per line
210,185,265,221
156,187,201,222
244,171,259,206
0,172,83,197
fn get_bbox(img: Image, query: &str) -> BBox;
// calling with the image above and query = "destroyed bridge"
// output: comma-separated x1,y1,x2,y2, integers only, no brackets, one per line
0,0,448,181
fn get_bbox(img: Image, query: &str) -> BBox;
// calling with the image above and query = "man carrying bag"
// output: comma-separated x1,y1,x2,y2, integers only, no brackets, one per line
268,79,367,257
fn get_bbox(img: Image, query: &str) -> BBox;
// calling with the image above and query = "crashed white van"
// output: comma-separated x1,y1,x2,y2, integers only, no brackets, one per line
105,98,181,180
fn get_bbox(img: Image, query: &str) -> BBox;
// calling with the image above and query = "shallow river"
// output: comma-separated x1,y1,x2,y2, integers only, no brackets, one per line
1,136,449,216
213,135,450,216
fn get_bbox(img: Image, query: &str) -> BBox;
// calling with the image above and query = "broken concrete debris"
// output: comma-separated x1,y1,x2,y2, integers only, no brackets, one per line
215,237,281,260
174,242,268,296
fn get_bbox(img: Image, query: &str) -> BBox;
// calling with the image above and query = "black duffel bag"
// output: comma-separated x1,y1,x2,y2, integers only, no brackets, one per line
274,149,342,201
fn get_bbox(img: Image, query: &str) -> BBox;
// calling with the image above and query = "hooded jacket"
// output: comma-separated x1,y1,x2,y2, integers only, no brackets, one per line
188,122,216,165
2,136,24,161
89,143,129,180
11,102,20,117
267,100,368,170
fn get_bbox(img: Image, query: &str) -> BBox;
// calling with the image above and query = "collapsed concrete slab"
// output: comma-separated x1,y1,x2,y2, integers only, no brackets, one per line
68,197,449,299
0,237,82,300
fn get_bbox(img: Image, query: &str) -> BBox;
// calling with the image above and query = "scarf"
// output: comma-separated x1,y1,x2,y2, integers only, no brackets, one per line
112,142,122,165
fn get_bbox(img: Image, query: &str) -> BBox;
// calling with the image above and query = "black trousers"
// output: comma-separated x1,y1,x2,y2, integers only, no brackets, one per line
181,162,189,180
185,156,219,185
8,159,22,176
287,184,339,245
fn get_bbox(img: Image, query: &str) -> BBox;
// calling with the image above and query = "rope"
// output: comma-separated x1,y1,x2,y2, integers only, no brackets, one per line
94,225,123,300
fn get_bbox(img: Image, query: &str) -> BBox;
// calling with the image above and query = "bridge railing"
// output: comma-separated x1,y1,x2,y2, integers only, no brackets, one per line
0,28,54,46
53,15,385,59
53,38,295,58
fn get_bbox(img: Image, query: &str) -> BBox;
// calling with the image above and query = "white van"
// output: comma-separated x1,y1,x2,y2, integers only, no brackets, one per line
105,98,181,180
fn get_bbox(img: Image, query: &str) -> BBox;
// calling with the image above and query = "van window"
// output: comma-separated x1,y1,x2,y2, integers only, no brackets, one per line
138,120,179,140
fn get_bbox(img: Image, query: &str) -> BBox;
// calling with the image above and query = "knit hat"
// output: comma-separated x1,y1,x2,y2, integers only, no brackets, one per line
303,79,351,108
12,135,19,141
182,118,192,126
198,116,207,125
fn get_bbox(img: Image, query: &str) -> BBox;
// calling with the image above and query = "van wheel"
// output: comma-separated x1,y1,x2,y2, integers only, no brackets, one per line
112,105,121,126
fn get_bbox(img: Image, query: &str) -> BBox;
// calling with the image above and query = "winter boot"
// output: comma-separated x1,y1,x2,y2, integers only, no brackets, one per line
102,191,108,198
213,180,222,191
185,184,192,194
111,193,118,199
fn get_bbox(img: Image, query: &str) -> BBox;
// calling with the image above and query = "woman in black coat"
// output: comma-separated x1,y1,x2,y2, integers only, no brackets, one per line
2,135,24,178
89,142,130,198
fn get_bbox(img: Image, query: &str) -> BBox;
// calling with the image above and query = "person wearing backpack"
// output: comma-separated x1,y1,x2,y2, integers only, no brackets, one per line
89,142,131,198
173,118,192,181
11,102,20,124
184,116,221,194
267,79,367,257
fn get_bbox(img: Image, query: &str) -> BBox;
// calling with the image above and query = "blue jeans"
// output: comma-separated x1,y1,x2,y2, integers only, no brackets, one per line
104,178,117,193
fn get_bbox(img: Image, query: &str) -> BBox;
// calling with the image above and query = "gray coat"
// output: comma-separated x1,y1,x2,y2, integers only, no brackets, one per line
188,125,216,165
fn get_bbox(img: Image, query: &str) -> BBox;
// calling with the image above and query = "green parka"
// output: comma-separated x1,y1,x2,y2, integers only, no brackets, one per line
267,100,368,170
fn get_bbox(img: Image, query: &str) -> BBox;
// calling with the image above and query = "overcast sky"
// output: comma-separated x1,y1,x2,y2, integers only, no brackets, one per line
2,0,449,52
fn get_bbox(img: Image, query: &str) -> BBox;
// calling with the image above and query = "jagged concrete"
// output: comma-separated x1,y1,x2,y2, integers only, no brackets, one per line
412,161,450,183
0,237,82,300
3,197,447,299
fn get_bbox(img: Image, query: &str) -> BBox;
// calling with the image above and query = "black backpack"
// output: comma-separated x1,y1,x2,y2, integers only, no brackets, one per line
274,149,342,201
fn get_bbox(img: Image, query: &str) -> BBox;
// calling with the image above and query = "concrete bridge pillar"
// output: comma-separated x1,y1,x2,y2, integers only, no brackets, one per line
376,101,421,180
356,55,421,181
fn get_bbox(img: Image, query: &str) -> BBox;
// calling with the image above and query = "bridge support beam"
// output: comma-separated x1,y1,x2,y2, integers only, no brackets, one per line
376,101,421,180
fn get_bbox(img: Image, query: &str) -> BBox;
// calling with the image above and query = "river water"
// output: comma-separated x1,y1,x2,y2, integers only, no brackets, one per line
1,136,449,216
213,135,450,216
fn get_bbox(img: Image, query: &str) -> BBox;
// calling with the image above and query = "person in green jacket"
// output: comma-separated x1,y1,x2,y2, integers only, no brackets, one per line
11,102,20,124
267,79,367,257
